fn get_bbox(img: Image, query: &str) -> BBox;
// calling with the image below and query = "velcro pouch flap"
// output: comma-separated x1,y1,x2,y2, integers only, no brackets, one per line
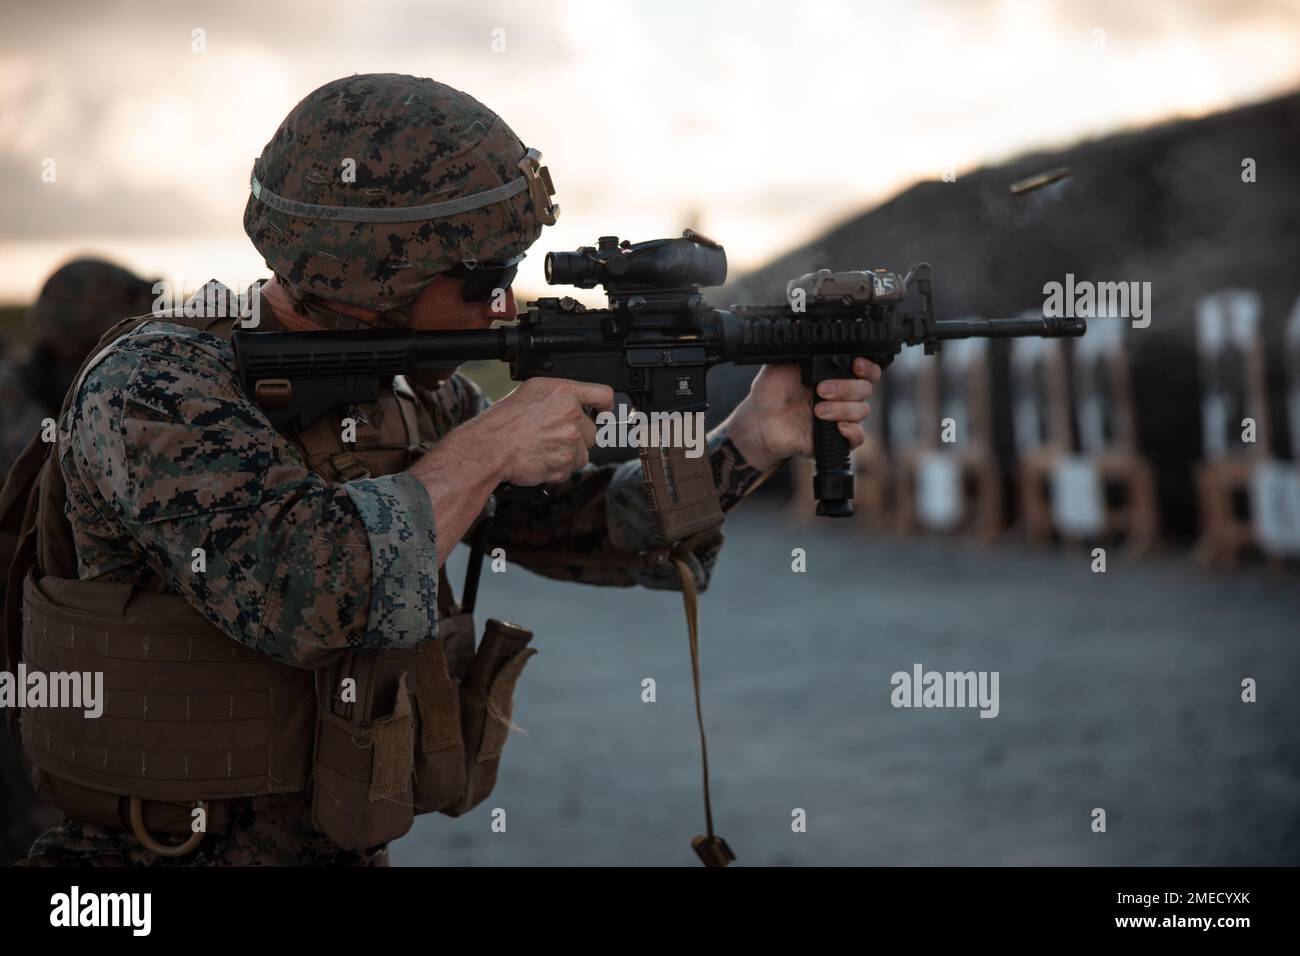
369,673,413,802
478,648,537,763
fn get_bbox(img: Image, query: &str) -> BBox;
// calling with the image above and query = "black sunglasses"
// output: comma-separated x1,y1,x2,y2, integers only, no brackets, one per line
444,255,524,302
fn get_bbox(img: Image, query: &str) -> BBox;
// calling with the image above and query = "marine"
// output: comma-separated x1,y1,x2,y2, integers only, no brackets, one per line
2,73,880,866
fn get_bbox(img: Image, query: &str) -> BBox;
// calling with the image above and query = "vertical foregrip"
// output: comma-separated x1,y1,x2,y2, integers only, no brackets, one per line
811,415,854,517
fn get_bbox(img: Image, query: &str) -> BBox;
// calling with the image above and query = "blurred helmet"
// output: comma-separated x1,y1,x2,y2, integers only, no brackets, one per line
30,258,158,360
243,73,559,315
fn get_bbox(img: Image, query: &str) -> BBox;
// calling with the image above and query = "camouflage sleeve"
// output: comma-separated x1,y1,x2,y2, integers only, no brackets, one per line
487,431,769,592
65,324,439,667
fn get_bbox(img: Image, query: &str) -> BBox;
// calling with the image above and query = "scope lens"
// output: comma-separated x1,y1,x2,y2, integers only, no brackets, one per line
544,250,590,286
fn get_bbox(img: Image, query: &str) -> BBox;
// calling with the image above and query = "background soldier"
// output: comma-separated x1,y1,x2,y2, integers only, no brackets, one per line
0,258,158,478
0,258,157,866
7,74,877,866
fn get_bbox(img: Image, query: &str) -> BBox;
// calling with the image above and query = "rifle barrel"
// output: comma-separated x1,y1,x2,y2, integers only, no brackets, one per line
934,315,1087,339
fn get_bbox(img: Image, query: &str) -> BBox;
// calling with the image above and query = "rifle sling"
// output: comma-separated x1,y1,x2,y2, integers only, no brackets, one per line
491,446,782,866
673,545,735,868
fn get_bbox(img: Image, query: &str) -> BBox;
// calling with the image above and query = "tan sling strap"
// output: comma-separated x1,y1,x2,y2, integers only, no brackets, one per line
642,444,773,867
672,539,734,868
647,446,781,866
392,377,423,456
500,442,740,864
488,444,779,865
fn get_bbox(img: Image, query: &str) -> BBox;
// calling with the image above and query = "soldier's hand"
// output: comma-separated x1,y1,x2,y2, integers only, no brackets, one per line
723,357,881,471
484,378,615,485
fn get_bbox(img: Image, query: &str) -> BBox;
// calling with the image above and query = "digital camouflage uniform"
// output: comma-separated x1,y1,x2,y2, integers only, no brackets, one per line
22,302,763,867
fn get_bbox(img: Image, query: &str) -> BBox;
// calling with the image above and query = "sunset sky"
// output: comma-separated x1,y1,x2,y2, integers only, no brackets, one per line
1,0,1298,305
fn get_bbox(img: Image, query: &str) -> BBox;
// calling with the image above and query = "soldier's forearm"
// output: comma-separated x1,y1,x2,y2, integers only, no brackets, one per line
706,426,774,512
714,403,780,474
407,414,511,566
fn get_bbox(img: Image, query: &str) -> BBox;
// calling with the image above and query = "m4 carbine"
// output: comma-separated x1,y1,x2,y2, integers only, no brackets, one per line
232,230,1085,535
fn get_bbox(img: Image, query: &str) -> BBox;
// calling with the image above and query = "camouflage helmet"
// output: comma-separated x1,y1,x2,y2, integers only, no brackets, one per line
30,258,159,360
243,73,559,313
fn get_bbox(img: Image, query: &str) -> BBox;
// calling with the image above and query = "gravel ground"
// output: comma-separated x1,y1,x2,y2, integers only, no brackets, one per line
393,504,1300,866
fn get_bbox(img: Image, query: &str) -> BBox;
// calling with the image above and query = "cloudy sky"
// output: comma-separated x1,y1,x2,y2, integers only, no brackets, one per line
1,0,1298,303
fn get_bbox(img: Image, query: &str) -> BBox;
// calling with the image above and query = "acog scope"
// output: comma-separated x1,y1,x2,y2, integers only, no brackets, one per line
544,230,728,292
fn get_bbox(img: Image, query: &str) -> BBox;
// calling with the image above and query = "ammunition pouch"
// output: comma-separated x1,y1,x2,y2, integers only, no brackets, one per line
310,612,535,849
451,618,536,814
